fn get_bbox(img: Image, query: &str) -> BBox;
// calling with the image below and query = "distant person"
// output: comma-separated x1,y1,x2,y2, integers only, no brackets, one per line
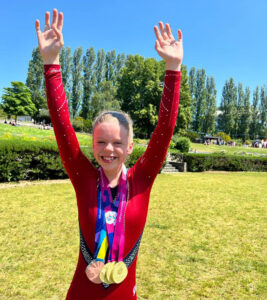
35,8,183,300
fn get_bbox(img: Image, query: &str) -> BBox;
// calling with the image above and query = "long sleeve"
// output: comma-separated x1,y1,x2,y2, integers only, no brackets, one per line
132,70,181,183
44,65,96,185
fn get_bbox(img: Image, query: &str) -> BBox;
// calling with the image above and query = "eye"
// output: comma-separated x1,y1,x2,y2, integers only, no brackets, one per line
97,141,105,144
114,141,122,145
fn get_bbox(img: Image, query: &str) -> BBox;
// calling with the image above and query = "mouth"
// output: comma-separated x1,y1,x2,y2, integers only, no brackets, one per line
101,156,118,163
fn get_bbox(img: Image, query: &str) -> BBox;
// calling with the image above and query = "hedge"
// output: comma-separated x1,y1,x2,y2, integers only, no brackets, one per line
170,152,267,172
0,140,147,182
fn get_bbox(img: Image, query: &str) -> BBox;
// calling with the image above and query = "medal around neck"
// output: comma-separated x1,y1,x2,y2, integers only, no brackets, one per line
87,165,128,285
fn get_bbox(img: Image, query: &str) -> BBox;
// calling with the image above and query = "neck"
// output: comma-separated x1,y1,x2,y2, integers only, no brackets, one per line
103,165,123,188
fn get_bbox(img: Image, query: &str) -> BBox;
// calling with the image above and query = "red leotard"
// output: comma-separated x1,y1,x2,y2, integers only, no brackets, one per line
44,65,181,300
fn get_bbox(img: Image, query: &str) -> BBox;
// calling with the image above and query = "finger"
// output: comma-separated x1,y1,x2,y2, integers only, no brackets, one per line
57,12,63,31
44,11,50,31
35,19,42,39
51,8,58,28
159,21,168,40
155,40,164,57
165,23,175,40
178,29,183,42
52,25,64,45
154,26,164,44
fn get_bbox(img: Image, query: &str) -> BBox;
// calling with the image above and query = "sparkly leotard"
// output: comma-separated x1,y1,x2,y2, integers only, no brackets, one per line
44,65,181,300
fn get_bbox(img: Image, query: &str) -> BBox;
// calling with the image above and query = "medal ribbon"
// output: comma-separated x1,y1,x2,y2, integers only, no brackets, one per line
94,165,127,263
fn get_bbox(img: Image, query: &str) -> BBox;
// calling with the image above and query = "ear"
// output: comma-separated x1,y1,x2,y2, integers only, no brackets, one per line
127,141,134,155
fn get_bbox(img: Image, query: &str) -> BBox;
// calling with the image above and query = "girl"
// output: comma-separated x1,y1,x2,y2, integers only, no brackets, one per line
35,8,183,300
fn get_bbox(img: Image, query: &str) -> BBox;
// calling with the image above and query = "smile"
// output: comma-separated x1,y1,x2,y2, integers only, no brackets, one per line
101,156,117,163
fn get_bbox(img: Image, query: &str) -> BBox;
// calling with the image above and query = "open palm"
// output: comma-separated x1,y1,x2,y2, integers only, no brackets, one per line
154,22,183,71
35,9,64,64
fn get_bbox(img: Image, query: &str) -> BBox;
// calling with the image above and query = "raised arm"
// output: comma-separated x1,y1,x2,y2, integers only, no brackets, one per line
133,22,183,182
35,9,96,184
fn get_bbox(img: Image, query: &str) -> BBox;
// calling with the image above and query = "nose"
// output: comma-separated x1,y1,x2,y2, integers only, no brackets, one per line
104,142,114,152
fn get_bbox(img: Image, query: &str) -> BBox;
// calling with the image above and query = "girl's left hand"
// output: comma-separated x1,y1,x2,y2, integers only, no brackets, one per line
154,22,183,71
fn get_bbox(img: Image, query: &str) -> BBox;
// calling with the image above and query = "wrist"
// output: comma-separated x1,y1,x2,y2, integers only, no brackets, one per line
43,56,60,65
165,62,182,72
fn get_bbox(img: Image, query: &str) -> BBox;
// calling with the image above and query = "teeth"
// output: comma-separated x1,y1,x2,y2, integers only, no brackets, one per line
102,156,116,161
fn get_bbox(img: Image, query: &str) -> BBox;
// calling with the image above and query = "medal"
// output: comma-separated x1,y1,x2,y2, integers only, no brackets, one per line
111,261,128,284
88,166,129,285
85,260,104,284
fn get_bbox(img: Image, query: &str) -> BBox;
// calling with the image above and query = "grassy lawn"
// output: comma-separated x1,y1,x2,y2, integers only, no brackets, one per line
0,123,92,147
190,143,267,156
0,172,266,299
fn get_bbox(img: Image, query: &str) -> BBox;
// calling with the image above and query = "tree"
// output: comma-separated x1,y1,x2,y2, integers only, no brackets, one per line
193,69,206,133
203,76,217,134
117,55,164,138
115,53,126,79
95,49,105,89
81,47,96,119
90,80,120,119
250,86,260,139
259,86,267,139
218,78,237,136
175,65,192,135
2,82,37,121
188,67,196,126
72,47,83,117
60,47,72,106
236,83,245,138
26,47,46,117
104,50,116,84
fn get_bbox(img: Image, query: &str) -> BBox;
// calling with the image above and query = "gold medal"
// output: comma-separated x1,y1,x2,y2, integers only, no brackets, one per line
105,261,116,284
99,263,110,284
111,261,128,284
85,260,104,284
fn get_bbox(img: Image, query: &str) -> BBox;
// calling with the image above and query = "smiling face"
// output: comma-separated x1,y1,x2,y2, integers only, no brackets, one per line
93,119,133,177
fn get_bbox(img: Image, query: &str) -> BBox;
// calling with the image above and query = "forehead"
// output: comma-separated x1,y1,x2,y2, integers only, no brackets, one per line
93,120,128,140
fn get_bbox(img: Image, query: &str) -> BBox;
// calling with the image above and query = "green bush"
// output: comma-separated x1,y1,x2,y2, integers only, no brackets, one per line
0,140,148,182
173,136,191,153
183,153,267,172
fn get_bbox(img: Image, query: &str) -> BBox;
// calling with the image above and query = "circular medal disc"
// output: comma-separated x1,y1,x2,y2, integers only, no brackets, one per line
111,262,128,284
99,263,110,284
85,260,104,284
105,262,116,284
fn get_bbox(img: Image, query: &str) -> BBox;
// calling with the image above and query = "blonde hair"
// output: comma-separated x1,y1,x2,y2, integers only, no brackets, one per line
93,111,133,142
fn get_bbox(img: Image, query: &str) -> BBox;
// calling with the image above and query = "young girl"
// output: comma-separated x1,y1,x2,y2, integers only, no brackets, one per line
35,9,183,300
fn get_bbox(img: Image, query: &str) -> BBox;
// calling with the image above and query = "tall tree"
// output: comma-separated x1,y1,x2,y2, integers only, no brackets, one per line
81,47,96,119
250,86,260,139
71,47,83,117
104,50,116,84
259,86,267,139
95,49,105,89
115,53,126,79
175,65,192,135
193,69,206,133
236,83,245,138
2,82,37,121
218,78,237,136
90,80,120,119
26,47,46,116
188,67,196,127
203,76,217,134
117,55,163,138
60,47,72,106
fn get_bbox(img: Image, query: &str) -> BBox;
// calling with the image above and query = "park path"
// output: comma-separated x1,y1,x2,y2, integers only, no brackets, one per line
0,179,70,189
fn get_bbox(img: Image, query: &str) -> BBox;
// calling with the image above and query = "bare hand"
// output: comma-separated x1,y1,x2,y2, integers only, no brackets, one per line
154,22,183,71
35,9,64,64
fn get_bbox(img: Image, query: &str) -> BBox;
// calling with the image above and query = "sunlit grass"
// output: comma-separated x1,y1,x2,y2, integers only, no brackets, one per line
191,142,267,156
1,172,266,299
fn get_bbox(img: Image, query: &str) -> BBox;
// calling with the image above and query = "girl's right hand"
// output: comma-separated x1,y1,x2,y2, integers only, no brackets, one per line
35,9,64,65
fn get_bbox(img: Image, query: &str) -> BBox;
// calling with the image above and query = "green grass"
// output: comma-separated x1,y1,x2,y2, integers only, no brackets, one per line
0,123,92,147
1,173,266,299
190,142,267,156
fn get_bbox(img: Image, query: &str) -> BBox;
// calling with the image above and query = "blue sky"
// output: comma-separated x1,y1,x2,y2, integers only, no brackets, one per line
1,0,266,105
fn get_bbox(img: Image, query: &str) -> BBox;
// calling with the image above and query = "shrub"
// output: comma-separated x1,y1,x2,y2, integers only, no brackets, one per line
216,132,231,142
183,131,201,142
174,136,191,153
